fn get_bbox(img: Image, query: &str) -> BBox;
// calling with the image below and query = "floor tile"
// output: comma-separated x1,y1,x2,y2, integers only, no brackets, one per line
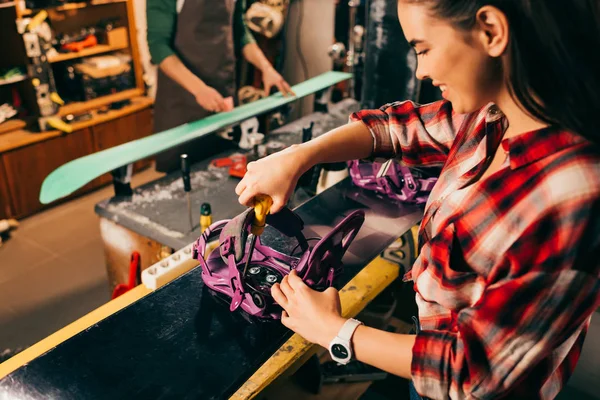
0,164,168,352
0,235,55,285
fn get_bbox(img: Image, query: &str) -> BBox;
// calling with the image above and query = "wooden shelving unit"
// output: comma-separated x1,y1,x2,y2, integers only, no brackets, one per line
0,0,154,219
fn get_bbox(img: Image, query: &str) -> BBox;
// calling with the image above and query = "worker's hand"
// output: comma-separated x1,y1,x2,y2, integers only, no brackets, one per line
194,84,227,113
235,145,311,213
272,270,346,347
262,66,295,97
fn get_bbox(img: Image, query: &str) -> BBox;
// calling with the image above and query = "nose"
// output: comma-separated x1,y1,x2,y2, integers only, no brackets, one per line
415,61,429,81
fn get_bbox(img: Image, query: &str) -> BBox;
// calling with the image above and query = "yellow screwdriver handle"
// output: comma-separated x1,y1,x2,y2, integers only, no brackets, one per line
251,194,273,236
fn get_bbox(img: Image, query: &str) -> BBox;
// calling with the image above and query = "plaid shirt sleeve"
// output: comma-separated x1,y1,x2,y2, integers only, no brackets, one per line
349,100,468,167
412,198,600,399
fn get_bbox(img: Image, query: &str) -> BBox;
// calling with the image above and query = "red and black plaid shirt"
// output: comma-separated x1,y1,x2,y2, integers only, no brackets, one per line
351,100,600,399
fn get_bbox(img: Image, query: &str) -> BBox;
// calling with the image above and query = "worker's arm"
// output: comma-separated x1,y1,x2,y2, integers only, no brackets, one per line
158,56,226,112
242,43,294,96
236,100,468,212
146,0,226,112
235,0,293,96
236,121,373,211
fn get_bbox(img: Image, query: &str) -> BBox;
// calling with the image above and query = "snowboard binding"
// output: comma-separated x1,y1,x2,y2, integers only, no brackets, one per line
193,207,365,319
348,159,438,205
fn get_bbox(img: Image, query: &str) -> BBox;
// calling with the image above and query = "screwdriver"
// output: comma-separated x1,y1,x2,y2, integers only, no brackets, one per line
242,194,273,277
181,154,193,232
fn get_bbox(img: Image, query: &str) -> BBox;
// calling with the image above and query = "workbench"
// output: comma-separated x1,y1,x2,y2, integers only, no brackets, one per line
94,99,364,290
0,99,424,399
0,179,422,399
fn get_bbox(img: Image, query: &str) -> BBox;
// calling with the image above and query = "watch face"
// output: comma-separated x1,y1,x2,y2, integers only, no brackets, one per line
331,344,349,360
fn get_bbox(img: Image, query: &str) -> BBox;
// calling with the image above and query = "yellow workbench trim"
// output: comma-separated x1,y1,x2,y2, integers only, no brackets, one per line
230,256,400,400
0,284,152,379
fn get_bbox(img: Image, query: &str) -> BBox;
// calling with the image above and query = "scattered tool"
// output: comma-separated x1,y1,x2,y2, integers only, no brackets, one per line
111,251,141,299
242,194,274,278
200,203,220,254
209,153,248,179
200,203,212,233
181,154,194,232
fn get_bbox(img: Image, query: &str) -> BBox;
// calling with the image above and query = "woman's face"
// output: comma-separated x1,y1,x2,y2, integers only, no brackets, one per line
397,2,503,113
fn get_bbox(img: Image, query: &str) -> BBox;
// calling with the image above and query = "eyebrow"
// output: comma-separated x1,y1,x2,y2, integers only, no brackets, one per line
408,39,425,48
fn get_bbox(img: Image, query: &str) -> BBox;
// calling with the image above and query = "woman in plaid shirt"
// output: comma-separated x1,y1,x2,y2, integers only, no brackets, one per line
236,1,600,398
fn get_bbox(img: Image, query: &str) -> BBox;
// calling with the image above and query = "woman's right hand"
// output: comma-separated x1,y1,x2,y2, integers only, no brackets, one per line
235,145,313,213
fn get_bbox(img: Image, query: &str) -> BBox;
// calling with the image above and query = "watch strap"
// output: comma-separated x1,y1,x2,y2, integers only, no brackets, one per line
337,318,363,342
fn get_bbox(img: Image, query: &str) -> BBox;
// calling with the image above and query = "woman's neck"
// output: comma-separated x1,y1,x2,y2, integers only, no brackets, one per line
494,86,548,138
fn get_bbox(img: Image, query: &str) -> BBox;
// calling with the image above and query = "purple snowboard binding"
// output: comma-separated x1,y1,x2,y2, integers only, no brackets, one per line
347,159,438,204
193,208,365,319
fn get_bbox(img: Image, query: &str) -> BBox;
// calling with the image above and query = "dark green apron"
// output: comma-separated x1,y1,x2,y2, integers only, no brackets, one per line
154,0,237,173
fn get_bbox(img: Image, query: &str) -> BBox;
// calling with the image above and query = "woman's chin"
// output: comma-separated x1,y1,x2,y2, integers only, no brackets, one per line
448,99,482,115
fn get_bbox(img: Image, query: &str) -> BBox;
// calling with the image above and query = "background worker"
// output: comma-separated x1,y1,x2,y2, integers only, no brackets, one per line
147,0,293,173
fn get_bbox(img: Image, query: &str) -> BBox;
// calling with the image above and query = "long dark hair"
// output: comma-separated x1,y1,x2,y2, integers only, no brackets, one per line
404,0,600,145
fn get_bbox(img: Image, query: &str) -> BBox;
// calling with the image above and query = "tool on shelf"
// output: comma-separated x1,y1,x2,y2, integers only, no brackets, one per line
17,11,66,132
209,153,248,179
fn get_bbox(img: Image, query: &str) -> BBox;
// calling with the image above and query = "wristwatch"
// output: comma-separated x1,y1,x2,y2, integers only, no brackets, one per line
328,318,363,364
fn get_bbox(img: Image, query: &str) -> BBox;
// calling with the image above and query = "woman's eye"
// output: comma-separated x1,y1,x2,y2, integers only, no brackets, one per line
416,50,429,56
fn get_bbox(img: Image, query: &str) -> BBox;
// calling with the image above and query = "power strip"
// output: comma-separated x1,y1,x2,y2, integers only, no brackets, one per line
141,243,198,290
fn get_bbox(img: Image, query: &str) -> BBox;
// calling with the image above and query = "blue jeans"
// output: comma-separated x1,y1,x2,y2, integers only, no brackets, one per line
409,381,424,400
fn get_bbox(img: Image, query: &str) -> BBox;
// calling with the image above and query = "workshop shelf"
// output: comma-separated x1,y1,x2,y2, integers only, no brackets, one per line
0,119,26,136
48,43,129,63
0,95,152,154
58,87,144,117
19,0,127,15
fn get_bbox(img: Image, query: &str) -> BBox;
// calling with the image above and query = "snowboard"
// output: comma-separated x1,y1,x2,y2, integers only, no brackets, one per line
39,71,352,204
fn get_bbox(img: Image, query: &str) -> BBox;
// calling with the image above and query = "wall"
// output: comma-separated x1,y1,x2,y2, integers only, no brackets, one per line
282,0,335,118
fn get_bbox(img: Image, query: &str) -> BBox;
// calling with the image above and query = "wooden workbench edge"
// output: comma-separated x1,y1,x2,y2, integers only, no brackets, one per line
229,257,401,400
0,284,152,379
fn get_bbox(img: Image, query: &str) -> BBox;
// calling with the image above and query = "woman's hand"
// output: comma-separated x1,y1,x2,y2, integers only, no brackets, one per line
235,145,313,213
271,270,347,348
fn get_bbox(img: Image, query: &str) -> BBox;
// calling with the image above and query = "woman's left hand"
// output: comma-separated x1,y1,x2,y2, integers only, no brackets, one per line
271,270,347,348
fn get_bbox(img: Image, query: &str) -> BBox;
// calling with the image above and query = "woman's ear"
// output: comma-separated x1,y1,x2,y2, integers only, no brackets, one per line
475,6,509,58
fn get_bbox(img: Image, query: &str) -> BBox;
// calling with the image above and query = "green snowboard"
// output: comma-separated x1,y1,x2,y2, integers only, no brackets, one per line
40,72,352,204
